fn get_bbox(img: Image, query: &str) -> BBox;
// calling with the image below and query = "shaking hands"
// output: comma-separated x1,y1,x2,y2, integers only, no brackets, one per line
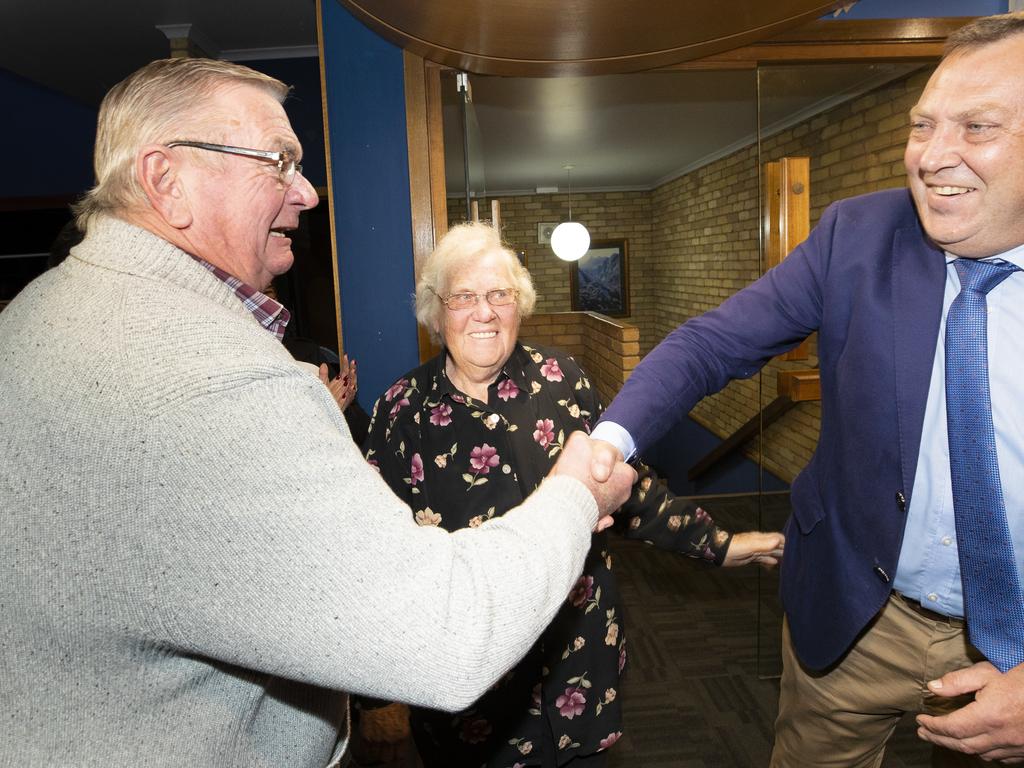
550,432,636,531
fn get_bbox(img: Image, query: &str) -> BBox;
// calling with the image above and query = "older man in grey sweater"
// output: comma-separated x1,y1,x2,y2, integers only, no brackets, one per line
0,58,634,767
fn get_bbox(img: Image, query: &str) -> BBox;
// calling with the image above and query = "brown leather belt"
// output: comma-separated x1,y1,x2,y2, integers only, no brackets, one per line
893,591,965,627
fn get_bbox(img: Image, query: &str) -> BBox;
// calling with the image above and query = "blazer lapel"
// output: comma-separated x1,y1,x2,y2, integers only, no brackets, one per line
891,226,946,501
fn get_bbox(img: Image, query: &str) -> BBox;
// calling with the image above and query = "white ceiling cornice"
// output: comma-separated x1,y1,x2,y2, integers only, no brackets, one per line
220,45,319,62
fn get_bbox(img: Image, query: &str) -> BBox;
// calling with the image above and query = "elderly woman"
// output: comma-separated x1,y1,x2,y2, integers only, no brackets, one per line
361,222,784,768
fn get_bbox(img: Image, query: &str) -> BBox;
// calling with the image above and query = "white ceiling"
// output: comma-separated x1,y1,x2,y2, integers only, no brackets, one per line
442,62,924,195
2,0,923,193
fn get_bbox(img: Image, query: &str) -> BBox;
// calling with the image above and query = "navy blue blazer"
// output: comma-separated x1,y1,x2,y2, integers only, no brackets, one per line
601,187,948,670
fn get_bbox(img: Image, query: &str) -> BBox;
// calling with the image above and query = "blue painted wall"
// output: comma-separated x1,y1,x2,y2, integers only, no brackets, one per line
0,69,96,198
0,58,326,199
830,0,1007,18
245,57,327,189
644,416,789,496
319,2,420,411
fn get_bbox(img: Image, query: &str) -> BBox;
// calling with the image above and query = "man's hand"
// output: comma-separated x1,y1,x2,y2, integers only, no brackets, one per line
551,432,635,531
916,660,1024,763
587,438,624,483
722,531,785,568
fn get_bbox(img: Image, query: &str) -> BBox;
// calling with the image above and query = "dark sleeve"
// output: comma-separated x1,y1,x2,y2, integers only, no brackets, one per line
614,462,732,566
362,394,413,505
344,400,371,446
570,357,734,565
569,353,603,435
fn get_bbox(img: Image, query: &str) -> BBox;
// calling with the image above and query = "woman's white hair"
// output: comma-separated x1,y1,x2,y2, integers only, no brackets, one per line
415,222,536,345
73,57,289,233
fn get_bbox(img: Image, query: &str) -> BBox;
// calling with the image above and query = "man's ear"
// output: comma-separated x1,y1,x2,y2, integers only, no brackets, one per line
136,145,192,229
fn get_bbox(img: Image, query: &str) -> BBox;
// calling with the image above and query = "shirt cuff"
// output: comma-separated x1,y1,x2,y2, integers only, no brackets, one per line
590,421,637,463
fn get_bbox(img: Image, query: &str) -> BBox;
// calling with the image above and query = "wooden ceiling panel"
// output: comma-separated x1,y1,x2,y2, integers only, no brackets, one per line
337,0,845,75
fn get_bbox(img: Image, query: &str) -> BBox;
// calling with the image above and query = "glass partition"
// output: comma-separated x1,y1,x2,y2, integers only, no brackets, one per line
753,60,930,677
436,56,933,684
444,71,490,223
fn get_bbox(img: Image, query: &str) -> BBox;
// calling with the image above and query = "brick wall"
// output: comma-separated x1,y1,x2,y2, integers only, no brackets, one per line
655,67,930,482
764,68,929,224
450,66,932,482
451,192,654,337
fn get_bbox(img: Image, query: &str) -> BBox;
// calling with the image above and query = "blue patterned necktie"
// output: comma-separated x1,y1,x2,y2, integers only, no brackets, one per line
946,257,1024,673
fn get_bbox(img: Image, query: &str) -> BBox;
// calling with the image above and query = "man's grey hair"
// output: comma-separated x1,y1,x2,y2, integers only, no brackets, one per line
73,57,289,233
415,222,537,345
944,11,1024,58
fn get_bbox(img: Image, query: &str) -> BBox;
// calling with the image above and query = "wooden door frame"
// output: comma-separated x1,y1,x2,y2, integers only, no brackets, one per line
403,17,970,360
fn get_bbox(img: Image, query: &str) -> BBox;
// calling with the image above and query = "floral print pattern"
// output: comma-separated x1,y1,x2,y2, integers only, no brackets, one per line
363,344,731,767
470,444,500,473
429,403,452,426
540,357,564,382
555,685,587,719
384,379,409,402
414,507,441,527
497,377,520,402
409,453,424,485
598,732,622,750
568,575,594,608
532,419,556,449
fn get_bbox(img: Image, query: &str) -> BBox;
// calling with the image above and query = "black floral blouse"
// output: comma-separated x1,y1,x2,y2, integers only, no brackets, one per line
364,343,732,768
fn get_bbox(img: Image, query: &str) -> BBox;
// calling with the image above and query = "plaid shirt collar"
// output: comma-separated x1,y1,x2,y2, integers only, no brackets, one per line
190,257,291,341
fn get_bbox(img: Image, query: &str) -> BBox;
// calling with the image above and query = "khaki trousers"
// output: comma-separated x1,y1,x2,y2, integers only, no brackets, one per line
770,593,987,767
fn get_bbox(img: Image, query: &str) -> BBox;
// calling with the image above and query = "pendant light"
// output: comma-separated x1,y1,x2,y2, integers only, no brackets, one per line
550,164,590,262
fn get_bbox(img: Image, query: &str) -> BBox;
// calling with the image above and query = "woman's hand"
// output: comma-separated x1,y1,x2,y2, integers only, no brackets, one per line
722,531,785,568
319,355,357,412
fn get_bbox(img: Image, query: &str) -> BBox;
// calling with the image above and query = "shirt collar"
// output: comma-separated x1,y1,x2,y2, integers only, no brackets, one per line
189,257,291,340
501,344,539,392
945,242,1024,271
429,343,534,404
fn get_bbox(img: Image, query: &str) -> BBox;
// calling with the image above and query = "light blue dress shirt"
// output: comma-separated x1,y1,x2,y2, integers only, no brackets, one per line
590,420,635,461
893,245,1024,618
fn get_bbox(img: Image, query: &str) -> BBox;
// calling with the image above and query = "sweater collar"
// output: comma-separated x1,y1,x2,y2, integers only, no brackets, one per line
70,216,272,326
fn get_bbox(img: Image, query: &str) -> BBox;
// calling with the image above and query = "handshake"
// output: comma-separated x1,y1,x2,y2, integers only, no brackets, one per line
549,432,786,564
549,431,635,531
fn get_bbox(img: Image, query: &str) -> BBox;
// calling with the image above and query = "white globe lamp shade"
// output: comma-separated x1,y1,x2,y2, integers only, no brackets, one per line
550,221,591,262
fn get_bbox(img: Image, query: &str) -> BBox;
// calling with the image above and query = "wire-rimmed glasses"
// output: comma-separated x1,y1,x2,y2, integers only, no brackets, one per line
166,140,303,186
436,288,519,311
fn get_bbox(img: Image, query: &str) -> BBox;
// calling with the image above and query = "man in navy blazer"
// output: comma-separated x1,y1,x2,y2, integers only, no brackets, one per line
594,12,1024,766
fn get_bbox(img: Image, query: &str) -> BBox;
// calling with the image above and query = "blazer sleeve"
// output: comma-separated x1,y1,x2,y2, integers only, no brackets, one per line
601,199,839,455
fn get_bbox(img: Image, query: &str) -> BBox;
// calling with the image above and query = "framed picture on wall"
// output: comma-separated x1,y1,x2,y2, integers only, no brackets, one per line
569,239,629,317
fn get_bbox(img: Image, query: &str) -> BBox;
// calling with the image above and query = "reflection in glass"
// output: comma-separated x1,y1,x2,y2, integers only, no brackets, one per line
455,72,487,221
754,60,930,678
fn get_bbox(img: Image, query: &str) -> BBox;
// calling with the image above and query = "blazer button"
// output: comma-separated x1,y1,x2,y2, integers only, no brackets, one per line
873,565,890,583
895,490,907,512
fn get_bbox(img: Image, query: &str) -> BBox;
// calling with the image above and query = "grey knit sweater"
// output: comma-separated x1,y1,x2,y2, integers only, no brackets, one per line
0,217,599,767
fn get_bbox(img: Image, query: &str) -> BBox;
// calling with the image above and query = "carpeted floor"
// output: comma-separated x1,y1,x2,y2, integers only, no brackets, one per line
605,492,931,768
352,492,933,767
